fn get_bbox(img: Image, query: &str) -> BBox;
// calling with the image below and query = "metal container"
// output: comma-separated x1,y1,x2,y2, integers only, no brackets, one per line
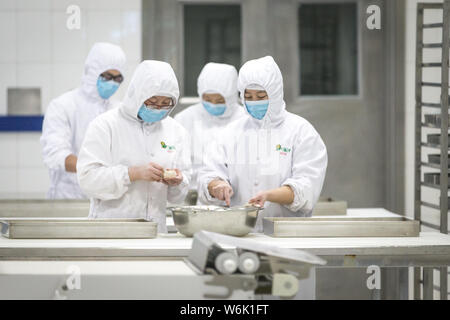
263,216,420,238
424,114,450,127
0,218,157,239
424,172,450,186
427,134,450,146
184,190,198,206
427,154,450,167
169,205,262,237
313,197,347,216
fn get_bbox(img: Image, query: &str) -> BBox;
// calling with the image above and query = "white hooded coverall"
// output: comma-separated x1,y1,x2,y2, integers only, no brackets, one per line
40,42,126,199
198,56,328,232
174,62,246,191
76,60,192,233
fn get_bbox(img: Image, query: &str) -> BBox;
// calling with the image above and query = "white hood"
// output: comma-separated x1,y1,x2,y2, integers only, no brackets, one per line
122,60,180,121
237,56,287,128
80,42,126,101
197,62,240,120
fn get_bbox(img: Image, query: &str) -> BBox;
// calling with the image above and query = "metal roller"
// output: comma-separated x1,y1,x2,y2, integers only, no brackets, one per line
214,252,238,275
238,252,260,274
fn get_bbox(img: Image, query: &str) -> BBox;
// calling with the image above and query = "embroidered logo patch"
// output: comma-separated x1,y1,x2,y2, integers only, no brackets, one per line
161,141,176,153
276,144,291,156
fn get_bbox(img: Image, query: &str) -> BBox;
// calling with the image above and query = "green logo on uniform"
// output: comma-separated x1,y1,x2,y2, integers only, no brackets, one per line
276,144,291,153
161,141,176,151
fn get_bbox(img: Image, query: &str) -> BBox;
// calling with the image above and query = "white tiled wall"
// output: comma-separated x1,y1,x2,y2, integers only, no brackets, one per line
0,0,142,198
0,133,48,198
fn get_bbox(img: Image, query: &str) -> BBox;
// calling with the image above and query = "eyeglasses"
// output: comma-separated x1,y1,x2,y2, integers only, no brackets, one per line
100,72,124,83
144,97,174,110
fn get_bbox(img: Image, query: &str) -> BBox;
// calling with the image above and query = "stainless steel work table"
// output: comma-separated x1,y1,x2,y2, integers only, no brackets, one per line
1,231,450,264
1,208,449,299
1,209,449,266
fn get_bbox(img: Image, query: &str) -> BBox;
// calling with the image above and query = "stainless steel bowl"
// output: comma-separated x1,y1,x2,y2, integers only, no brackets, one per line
169,205,262,237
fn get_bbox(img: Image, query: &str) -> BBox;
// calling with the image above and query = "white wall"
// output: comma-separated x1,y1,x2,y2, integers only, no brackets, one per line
0,0,142,198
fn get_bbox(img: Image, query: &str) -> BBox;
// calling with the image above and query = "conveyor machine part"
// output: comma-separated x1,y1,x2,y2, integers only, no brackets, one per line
186,231,326,298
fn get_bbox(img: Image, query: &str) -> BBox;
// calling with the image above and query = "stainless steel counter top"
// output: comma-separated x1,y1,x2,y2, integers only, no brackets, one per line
1,209,449,267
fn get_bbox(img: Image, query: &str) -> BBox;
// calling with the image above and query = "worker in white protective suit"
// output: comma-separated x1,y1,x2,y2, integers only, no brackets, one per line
198,56,328,232
76,60,191,232
174,62,246,201
40,42,126,199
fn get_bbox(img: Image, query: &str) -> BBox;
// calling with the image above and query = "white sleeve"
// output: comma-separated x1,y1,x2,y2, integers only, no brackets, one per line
40,99,73,171
167,129,192,204
76,119,131,201
282,125,328,214
197,137,230,205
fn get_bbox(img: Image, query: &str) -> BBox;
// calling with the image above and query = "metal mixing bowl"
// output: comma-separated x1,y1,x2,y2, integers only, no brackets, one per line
168,205,262,237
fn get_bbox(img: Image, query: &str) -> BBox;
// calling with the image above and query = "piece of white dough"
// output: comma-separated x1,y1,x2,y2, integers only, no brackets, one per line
164,169,177,179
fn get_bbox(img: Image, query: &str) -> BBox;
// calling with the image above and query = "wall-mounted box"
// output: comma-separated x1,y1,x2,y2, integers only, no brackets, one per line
0,88,43,131
7,88,41,115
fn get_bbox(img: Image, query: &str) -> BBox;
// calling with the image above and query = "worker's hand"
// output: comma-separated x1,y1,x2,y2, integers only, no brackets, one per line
65,154,78,173
248,190,269,208
128,162,164,182
162,168,183,186
208,179,234,206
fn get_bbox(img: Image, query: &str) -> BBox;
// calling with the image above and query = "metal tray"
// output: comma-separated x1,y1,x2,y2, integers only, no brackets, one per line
424,172,450,186
312,197,347,216
427,134,450,146
168,205,262,237
424,114,450,127
428,154,450,167
263,216,420,237
0,199,90,218
0,218,157,239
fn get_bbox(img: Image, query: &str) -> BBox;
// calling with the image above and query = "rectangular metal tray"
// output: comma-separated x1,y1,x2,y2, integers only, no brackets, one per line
0,218,157,239
263,216,420,237
0,199,90,218
424,172,450,186
427,134,450,146
424,114,450,127
312,197,347,216
428,154,450,167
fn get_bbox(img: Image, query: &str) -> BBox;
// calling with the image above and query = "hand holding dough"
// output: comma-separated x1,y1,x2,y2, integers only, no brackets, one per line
163,169,177,179
163,168,183,186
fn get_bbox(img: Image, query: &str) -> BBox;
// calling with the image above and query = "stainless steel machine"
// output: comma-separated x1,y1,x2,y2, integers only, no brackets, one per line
185,231,326,299
0,231,325,300
1,201,450,300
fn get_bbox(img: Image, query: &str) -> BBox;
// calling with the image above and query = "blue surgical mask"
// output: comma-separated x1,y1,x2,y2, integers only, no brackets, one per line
96,77,120,99
137,104,169,123
202,101,226,116
245,100,269,120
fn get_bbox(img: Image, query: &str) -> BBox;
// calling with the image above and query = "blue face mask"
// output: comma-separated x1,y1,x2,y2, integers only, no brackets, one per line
245,100,269,120
137,104,169,123
202,101,226,116
96,77,120,99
